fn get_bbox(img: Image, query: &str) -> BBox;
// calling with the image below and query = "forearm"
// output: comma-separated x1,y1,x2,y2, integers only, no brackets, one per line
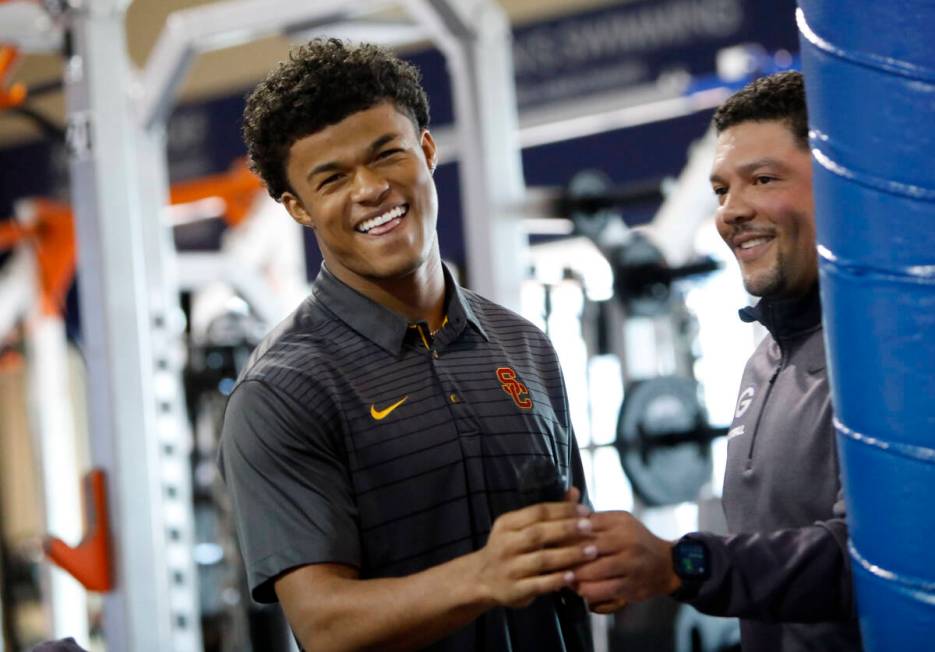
282,554,491,652
683,521,855,623
279,499,592,651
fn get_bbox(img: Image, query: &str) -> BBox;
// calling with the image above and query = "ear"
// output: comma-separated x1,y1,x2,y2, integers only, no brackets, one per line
281,191,315,230
420,129,438,173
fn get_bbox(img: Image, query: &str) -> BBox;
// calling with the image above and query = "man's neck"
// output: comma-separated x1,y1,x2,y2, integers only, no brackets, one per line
741,282,822,339
328,252,447,332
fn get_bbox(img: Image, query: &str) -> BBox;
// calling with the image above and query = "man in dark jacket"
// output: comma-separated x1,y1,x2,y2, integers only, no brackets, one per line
572,72,863,651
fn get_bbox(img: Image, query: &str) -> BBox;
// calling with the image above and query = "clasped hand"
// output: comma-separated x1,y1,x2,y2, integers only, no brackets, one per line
571,510,681,613
476,496,679,615
472,487,598,609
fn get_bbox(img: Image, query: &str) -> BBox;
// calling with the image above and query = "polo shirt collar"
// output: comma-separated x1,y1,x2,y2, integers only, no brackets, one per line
444,271,489,343
311,263,488,355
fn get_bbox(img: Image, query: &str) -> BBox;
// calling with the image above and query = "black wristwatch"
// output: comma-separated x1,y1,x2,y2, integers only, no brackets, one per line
670,534,711,597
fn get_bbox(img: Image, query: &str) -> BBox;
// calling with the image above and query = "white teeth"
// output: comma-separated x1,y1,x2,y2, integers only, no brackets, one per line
739,237,771,250
357,205,406,233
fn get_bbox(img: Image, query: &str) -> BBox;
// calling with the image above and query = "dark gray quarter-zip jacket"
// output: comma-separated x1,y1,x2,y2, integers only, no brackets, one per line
679,285,863,651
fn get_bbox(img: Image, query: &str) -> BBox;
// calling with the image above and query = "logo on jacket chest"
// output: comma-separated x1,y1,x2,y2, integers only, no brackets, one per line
735,386,755,419
497,367,533,409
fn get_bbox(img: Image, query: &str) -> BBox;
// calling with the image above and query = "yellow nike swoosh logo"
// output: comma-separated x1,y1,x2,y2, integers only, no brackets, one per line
370,396,408,420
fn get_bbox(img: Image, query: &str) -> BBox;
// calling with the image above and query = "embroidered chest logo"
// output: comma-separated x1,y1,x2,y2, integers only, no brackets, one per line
497,367,533,410
735,386,755,419
371,396,408,420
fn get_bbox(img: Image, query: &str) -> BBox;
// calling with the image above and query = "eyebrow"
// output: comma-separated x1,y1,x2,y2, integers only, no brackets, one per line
306,132,400,181
709,157,790,184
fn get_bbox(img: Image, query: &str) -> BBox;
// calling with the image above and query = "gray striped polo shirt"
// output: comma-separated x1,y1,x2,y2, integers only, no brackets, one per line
219,264,591,651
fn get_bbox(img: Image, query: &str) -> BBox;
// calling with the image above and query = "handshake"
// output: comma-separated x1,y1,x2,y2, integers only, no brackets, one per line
470,486,686,614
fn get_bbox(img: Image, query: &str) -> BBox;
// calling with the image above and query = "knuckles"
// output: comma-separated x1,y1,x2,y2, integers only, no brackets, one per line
524,525,545,549
578,579,624,603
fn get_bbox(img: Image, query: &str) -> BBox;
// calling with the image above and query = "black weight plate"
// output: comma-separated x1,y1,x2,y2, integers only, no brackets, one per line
615,375,712,506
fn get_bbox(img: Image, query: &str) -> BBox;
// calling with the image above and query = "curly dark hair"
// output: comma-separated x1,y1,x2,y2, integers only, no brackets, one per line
242,38,431,200
713,71,808,149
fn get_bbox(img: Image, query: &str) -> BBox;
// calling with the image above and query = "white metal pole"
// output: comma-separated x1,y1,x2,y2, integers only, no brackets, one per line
0,247,35,339
63,0,188,648
136,125,205,652
137,0,376,130
0,227,90,645
405,0,528,310
25,310,90,647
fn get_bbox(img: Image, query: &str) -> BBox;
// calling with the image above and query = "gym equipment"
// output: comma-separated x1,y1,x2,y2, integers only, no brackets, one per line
615,375,726,506
562,170,721,316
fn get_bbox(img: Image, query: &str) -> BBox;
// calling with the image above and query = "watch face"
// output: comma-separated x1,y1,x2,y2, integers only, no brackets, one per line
675,539,709,579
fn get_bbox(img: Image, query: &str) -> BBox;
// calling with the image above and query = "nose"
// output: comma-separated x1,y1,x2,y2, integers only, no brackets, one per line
350,166,390,205
717,187,755,228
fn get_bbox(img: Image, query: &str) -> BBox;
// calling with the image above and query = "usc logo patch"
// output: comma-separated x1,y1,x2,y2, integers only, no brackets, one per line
496,367,532,409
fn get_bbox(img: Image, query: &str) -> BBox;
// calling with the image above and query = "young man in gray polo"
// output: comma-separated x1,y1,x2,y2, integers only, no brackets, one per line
571,72,863,651
219,39,595,651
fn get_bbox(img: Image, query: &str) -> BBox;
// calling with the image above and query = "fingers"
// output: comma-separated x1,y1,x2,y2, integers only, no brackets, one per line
586,510,638,532
496,500,590,533
589,596,629,615
515,569,578,601
564,486,581,504
571,554,628,582
479,495,596,609
504,515,594,556
477,547,583,609
577,577,629,604
563,510,678,607
512,541,598,578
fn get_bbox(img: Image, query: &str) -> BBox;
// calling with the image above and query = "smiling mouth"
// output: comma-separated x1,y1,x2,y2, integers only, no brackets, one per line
738,236,772,250
734,234,775,261
356,204,408,234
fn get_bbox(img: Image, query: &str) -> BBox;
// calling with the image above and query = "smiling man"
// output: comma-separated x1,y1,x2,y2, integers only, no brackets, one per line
218,39,594,652
711,120,817,300
570,72,864,651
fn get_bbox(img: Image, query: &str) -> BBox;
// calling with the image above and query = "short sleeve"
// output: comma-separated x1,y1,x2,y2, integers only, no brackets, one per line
555,358,591,510
218,378,360,603
568,432,590,509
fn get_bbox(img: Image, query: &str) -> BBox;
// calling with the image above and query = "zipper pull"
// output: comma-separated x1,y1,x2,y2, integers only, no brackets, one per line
768,366,781,384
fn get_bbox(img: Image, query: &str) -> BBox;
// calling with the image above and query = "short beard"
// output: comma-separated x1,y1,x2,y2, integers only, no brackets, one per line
742,254,787,298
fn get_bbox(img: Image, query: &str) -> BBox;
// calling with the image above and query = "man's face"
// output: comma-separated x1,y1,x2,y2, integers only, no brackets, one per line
281,102,439,287
710,120,817,298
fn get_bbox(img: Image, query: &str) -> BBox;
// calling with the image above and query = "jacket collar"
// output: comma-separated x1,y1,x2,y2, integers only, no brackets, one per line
311,263,488,356
739,282,822,341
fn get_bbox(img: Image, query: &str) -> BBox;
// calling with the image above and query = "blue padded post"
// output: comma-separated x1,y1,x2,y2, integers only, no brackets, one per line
797,2,935,649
